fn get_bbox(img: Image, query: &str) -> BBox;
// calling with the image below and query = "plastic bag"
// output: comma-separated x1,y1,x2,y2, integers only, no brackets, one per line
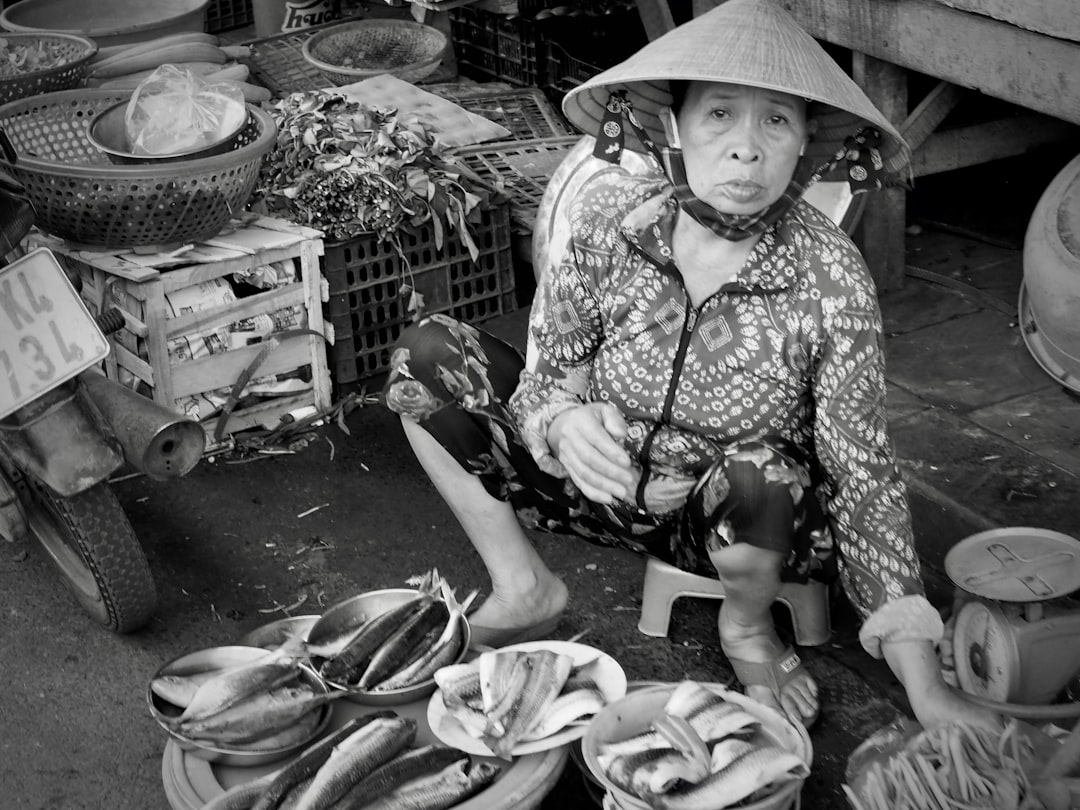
125,64,246,157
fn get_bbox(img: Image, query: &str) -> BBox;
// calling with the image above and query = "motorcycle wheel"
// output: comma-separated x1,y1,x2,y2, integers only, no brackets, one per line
22,478,157,633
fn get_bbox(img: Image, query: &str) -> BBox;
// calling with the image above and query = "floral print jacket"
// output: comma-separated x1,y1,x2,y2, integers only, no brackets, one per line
509,170,931,631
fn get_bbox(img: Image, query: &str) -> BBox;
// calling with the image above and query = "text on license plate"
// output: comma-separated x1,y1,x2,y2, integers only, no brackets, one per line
0,247,110,420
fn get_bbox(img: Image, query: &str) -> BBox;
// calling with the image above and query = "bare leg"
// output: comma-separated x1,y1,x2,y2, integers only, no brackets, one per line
401,419,568,630
710,543,819,724
883,639,1002,731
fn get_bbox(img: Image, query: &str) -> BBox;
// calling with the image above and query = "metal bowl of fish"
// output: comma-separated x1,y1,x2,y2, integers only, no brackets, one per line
581,681,813,810
147,645,335,766
305,586,472,706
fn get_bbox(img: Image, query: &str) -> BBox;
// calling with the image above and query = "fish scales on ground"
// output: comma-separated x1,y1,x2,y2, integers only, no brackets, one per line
251,712,399,810
176,685,342,746
176,647,305,721
331,745,468,810
356,598,450,690
351,759,502,810
293,715,418,810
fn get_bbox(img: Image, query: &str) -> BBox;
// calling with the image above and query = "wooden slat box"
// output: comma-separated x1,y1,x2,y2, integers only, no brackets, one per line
28,216,332,447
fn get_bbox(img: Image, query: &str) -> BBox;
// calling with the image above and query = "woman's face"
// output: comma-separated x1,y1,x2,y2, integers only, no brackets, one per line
674,81,813,215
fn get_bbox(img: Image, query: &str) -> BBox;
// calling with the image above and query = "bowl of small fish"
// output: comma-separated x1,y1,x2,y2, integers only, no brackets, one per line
305,569,474,706
582,680,813,810
147,644,336,766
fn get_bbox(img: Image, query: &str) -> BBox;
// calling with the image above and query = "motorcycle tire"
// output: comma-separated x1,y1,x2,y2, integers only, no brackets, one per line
22,478,157,633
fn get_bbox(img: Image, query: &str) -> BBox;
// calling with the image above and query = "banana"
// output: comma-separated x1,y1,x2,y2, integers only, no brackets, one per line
233,81,273,104
202,63,251,84
89,42,227,79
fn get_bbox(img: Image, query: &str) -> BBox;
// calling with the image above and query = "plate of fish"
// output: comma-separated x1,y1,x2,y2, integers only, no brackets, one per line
582,680,812,810
427,640,628,759
147,644,337,766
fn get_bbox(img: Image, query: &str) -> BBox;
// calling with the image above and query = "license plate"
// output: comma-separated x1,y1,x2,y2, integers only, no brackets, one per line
0,247,110,420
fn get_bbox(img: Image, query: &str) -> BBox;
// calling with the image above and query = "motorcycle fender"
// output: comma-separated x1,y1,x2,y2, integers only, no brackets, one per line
0,383,124,497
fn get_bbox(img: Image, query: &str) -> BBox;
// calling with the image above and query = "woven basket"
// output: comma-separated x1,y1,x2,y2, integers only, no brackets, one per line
301,19,448,86
0,32,97,105
0,89,277,249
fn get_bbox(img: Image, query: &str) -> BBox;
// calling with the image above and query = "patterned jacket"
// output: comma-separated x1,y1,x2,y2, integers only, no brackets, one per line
510,170,927,626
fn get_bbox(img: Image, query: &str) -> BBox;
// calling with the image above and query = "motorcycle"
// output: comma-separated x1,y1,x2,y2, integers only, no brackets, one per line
0,175,206,633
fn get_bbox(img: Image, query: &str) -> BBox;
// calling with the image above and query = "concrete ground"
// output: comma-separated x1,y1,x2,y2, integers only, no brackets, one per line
2,145,1079,809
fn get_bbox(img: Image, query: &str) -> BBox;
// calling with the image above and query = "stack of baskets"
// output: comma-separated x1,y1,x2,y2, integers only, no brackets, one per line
0,89,276,248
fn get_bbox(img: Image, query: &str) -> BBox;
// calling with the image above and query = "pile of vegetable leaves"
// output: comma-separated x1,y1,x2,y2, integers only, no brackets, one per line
253,91,503,261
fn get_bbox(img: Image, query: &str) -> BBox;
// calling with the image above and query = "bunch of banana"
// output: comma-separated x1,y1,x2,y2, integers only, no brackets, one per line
83,32,271,103
435,649,609,759
309,569,476,694
205,712,502,810
150,642,342,750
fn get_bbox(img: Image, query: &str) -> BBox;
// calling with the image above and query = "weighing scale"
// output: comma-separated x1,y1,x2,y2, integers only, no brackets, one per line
945,528,1080,706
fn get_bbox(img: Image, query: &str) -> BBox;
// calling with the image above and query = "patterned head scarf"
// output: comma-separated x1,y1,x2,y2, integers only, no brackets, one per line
563,0,910,241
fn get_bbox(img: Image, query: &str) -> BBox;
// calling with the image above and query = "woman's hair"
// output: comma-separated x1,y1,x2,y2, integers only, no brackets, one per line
668,79,689,114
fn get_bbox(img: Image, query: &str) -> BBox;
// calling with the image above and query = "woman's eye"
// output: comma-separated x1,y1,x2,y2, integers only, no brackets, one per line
767,115,790,126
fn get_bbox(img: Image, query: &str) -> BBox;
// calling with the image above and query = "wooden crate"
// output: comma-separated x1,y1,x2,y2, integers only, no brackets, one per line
28,216,332,447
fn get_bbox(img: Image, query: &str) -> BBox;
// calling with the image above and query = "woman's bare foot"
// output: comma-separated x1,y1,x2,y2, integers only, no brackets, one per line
468,572,569,634
719,616,819,727
907,680,1003,732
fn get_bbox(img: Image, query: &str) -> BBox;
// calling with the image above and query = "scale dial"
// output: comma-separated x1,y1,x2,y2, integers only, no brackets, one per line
951,600,1018,702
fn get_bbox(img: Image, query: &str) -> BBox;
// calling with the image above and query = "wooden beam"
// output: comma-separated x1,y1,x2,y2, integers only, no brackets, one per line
777,0,1080,127
635,0,676,40
911,115,1080,177
853,53,908,293
900,81,965,151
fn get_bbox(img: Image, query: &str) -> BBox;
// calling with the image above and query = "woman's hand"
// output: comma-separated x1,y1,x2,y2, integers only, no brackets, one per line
548,402,636,504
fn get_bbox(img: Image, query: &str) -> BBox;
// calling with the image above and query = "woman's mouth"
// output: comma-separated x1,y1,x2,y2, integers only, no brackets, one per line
718,180,765,203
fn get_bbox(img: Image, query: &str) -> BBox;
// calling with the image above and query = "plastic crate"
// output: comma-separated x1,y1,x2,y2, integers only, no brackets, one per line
206,0,255,33
242,22,342,96
543,40,604,100
453,137,580,235
450,87,574,140
449,6,542,87
324,203,516,387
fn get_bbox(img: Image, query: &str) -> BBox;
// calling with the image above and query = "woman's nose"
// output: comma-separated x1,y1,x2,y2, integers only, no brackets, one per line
726,120,763,162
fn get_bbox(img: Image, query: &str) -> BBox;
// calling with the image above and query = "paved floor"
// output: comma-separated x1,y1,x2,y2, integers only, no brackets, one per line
2,143,1077,809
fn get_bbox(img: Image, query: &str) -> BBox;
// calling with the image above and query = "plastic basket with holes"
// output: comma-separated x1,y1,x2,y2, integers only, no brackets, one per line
0,32,97,105
452,136,581,234
302,19,447,86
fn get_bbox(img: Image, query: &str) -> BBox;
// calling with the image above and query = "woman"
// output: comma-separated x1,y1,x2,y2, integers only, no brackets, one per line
383,0,999,731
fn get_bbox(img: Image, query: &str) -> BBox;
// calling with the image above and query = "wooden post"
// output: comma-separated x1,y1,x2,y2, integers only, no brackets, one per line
852,53,908,292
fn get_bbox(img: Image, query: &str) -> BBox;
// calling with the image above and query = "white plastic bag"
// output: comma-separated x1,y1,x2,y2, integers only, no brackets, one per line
125,64,246,157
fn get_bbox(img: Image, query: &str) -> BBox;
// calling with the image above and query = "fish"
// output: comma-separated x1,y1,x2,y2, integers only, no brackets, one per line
202,768,283,810
277,776,315,810
150,669,221,709
709,738,757,773
482,649,574,759
522,682,606,741
477,650,532,719
332,745,468,810
175,685,344,746
691,710,760,745
250,712,398,810
597,729,671,758
664,681,724,721
292,715,417,810
304,613,372,660
434,664,482,711
352,759,501,810
660,681,759,744
652,745,809,810
356,597,450,690
177,646,305,722
598,747,711,796
370,586,476,692
241,706,324,751
319,595,433,685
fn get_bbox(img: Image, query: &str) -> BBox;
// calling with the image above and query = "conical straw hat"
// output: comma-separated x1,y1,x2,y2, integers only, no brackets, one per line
562,0,910,177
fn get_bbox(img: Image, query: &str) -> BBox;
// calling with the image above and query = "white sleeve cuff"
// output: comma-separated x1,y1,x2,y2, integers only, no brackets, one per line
858,594,945,659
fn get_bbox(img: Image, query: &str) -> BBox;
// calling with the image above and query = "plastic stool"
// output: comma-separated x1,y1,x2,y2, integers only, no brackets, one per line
638,556,832,647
